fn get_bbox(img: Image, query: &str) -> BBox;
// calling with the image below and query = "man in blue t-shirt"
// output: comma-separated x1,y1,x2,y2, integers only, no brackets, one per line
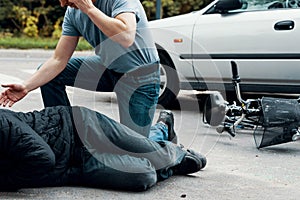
0,0,164,137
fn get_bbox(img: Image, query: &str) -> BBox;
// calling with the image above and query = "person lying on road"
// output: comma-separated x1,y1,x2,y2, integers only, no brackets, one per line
0,106,206,191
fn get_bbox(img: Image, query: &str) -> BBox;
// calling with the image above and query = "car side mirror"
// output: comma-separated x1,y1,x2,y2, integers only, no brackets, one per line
214,0,243,13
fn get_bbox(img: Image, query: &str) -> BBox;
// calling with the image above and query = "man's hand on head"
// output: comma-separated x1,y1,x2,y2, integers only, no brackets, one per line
68,0,96,12
59,0,69,7
59,0,78,9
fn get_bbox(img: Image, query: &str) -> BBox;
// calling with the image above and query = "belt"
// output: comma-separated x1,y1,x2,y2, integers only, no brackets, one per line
125,63,159,77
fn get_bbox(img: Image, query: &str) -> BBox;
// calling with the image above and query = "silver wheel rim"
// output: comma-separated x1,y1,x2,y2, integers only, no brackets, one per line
159,64,167,97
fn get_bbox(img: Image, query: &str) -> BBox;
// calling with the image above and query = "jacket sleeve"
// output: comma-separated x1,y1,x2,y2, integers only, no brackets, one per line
0,115,55,190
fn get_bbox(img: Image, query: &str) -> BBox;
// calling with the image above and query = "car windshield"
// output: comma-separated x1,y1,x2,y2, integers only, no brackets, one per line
236,0,299,12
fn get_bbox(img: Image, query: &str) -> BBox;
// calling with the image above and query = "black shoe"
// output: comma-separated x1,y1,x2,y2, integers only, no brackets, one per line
173,149,207,175
187,149,207,170
157,110,178,144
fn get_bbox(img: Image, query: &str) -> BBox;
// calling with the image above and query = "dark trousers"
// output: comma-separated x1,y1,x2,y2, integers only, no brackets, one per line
70,106,186,191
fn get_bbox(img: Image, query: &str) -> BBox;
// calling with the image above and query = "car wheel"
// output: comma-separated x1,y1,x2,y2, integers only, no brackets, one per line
157,50,180,108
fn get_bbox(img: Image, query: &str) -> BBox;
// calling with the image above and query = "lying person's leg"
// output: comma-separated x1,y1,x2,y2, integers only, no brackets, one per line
80,149,157,191
71,106,206,181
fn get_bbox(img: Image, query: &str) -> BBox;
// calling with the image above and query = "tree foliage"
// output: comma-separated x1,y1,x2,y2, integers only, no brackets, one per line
142,0,213,20
0,0,65,37
0,0,213,37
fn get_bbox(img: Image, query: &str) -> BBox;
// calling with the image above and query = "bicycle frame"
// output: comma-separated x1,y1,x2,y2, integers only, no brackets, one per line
203,61,300,148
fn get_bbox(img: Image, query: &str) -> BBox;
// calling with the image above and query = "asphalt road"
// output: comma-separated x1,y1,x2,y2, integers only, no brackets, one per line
0,49,299,200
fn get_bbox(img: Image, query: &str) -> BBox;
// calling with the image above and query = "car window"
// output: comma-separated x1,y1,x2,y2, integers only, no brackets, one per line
233,0,300,12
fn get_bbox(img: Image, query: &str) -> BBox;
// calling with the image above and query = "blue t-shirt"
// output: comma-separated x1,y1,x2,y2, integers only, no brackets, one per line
62,0,159,73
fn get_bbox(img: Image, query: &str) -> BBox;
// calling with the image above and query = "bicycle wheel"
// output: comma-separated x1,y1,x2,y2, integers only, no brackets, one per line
253,97,300,148
254,125,296,148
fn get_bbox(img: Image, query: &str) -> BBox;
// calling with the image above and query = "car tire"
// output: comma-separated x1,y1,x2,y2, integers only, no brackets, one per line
157,50,180,108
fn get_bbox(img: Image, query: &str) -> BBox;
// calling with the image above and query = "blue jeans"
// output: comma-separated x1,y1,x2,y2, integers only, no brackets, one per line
149,122,169,142
40,56,160,137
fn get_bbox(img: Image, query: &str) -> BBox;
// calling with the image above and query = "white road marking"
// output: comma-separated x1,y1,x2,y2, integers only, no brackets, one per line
0,73,40,93
0,73,23,84
21,69,36,74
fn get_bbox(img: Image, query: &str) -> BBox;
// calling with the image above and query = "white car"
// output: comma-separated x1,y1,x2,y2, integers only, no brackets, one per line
149,0,300,107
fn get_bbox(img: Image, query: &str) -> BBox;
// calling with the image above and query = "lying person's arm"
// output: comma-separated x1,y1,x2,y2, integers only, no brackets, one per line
0,116,55,190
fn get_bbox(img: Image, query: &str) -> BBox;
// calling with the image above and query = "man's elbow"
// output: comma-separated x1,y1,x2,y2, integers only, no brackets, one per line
115,32,135,48
121,39,134,48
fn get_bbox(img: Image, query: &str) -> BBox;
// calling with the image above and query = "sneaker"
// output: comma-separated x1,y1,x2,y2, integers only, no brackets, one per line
172,149,207,175
157,110,178,144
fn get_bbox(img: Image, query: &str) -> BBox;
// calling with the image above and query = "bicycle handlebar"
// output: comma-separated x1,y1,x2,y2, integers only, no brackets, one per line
231,61,244,104
231,61,241,83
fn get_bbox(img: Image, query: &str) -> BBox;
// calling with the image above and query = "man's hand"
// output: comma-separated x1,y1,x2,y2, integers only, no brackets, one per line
68,0,95,13
59,0,78,8
0,84,28,107
59,0,69,7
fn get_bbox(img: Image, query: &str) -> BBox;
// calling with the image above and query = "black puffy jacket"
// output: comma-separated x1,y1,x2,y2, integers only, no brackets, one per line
0,106,79,190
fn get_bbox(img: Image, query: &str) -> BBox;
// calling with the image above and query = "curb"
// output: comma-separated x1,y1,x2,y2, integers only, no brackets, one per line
0,49,94,58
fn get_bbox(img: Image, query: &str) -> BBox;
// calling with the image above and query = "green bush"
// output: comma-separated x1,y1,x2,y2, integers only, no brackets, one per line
143,0,213,20
23,16,39,37
0,36,92,51
52,18,63,39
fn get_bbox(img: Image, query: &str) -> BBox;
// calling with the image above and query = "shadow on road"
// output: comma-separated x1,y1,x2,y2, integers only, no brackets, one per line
157,92,208,112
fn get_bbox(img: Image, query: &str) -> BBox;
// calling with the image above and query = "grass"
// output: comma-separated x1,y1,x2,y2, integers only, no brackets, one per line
0,36,92,51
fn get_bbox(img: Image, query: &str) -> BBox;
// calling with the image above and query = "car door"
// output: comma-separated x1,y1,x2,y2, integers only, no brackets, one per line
191,0,300,93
